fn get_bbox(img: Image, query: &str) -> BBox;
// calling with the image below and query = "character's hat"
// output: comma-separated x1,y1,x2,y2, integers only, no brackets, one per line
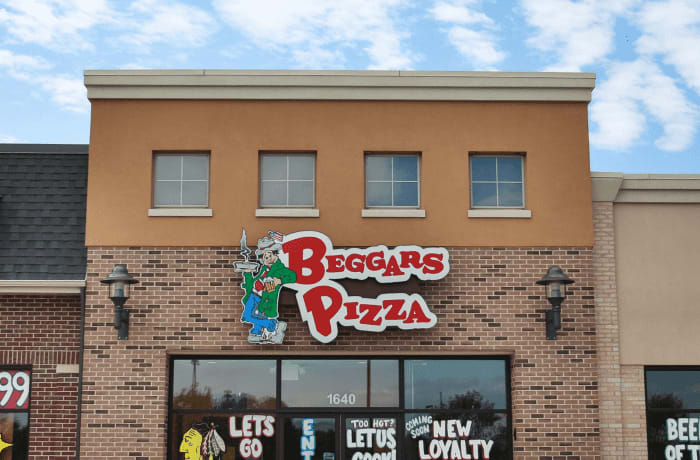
255,236,282,255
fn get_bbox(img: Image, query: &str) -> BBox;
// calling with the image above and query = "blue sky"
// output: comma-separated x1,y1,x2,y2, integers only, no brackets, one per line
0,0,698,173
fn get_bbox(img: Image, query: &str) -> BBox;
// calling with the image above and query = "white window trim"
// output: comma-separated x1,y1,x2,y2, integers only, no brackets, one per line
362,208,426,218
148,208,213,217
256,208,320,217
470,154,525,209
365,154,421,208
260,153,316,208
468,209,531,218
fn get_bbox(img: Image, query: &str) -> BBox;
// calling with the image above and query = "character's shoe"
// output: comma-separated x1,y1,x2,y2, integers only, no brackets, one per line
248,333,265,343
268,321,287,344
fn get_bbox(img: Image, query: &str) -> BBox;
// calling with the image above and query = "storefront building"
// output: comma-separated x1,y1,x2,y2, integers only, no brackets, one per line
71,70,599,460
591,173,700,460
0,144,88,460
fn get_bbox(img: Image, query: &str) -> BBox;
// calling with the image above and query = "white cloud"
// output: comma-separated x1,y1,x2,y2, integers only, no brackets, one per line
36,75,89,113
212,0,415,69
521,0,639,71
591,59,697,152
635,0,700,95
121,0,216,49
430,0,503,68
0,0,113,50
0,49,51,79
0,134,20,143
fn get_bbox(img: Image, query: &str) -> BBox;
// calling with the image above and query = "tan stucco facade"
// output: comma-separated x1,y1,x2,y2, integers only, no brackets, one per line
615,203,700,364
85,71,595,247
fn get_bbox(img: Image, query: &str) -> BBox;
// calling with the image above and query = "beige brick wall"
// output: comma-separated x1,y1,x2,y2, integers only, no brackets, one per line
80,246,599,459
593,202,648,459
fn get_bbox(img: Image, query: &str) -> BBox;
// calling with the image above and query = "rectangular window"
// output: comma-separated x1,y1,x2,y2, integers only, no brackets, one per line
260,153,315,207
645,367,700,459
169,357,511,460
153,153,209,207
470,155,524,208
365,154,420,207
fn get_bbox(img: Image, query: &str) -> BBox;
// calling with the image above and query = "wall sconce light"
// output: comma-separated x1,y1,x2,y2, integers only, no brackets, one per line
536,266,574,340
100,264,138,340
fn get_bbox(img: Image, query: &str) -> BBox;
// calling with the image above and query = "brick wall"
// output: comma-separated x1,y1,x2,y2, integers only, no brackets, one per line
592,202,649,459
0,294,82,460
81,246,598,460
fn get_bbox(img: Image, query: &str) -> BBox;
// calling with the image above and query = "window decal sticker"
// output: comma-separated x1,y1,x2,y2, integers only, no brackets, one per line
179,422,226,460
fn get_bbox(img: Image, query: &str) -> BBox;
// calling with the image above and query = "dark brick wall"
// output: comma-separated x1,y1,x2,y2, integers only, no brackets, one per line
80,246,598,459
0,294,82,460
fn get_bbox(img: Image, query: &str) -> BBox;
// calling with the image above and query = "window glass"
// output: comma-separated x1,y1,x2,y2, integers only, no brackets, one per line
404,360,507,410
647,370,700,409
497,157,522,182
472,183,497,207
394,156,418,181
366,156,392,181
172,359,276,410
289,156,315,180
366,154,419,207
171,413,276,460
0,413,29,460
281,360,367,408
470,157,497,182
260,153,315,207
154,155,181,180
345,417,396,459
470,155,523,208
370,360,399,407
366,182,392,207
153,153,209,207
285,417,336,460
404,412,510,460
154,181,180,206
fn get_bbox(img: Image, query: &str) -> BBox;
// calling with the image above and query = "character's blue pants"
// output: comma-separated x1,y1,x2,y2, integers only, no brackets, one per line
242,294,277,334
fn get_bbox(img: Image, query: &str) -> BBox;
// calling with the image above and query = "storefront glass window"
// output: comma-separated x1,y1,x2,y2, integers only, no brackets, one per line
169,357,511,459
0,368,31,460
645,367,700,460
404,359,507,410
172,359,276,410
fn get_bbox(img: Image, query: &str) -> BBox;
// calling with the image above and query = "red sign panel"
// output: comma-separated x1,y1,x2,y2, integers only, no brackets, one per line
0,370,31,410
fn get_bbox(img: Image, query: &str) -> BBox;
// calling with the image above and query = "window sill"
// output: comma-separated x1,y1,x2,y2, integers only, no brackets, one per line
468,209,532,218
148,208,213,217
362,209,426,218
256,208,320,218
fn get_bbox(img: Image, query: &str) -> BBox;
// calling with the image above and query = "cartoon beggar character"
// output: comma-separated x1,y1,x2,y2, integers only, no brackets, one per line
237,234,297,344
179,422,226,460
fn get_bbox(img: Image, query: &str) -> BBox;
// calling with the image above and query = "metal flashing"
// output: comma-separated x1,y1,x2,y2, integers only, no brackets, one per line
592,172,700,203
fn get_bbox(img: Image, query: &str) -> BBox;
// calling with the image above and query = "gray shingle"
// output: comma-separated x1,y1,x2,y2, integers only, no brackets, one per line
0,145,88,280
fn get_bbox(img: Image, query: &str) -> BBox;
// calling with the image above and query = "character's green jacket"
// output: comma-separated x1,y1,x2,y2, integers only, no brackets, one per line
242,260,297,317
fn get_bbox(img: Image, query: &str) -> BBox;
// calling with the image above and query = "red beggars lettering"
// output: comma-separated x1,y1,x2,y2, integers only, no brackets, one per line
279,231,449,343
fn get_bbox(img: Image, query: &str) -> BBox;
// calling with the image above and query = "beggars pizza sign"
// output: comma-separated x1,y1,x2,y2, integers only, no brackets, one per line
235,230,449,344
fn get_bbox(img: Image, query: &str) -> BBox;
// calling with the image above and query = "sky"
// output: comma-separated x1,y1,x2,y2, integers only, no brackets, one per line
0,0,698,173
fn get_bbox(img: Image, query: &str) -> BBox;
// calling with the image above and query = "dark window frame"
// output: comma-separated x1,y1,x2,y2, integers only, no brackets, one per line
168,355,512,460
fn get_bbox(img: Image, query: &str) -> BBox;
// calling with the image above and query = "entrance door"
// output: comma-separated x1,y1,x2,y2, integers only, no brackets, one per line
283,416,338,460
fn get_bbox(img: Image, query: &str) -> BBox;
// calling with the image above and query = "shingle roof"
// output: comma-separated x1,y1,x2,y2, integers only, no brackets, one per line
0,144,88,280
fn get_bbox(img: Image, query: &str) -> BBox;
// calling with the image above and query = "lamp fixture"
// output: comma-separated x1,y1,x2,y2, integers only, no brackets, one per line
536,266,574,340
100,264,138,340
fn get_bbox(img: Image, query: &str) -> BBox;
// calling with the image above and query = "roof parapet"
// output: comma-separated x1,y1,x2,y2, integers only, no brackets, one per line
592,172,700,203
84,69,596,102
